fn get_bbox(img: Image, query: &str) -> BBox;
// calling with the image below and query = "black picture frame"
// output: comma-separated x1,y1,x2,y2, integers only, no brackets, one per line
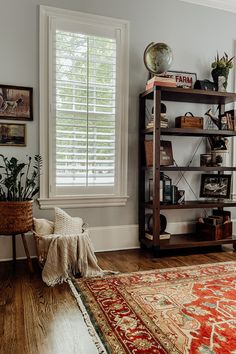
0,123,26,146
0,84,33,121
200,174,231,199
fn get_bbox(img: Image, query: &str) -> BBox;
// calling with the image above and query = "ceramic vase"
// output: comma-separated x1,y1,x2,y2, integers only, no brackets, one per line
211,67,229,91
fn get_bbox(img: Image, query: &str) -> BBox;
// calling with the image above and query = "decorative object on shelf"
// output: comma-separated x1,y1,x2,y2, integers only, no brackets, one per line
177,190,185,204
211,149,229,167
211,52,234,91
144,140,174,167
200,154,212,167
208,136,229,166
146,103,168,129
161,172,172,204
145,213,170,240
205,108,230,130
175,112,203,129
200,174,231,199
194,79,216,91
160,140,173,166
0,123,26,146
208,136,229,150
143,42,173,75
165,70,197,89
0,84,33,121
145,213,167,234
196,210,232,240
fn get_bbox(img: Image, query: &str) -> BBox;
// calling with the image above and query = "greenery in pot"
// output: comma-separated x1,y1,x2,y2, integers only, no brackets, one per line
211,52,234,89
0,154,42,201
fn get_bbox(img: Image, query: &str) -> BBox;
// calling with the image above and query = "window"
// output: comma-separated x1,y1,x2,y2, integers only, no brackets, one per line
39,6,129,208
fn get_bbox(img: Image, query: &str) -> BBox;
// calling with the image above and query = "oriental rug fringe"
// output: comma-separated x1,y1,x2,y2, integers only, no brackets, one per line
70,261,236,353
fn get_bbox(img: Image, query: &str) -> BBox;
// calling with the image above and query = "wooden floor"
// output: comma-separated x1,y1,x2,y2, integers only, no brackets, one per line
1,246,236,354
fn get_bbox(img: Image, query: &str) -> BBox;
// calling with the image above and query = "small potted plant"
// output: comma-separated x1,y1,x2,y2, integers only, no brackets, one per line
0,154,42,234
211,52,234,91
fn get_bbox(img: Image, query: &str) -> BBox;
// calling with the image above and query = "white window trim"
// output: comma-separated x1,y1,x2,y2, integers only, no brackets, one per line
39,5,129,209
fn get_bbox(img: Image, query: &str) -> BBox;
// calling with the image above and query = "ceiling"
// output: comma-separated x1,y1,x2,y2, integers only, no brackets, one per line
179,0,236,14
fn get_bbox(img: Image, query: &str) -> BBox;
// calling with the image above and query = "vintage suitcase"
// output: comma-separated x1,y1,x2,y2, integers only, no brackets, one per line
175,112,203,129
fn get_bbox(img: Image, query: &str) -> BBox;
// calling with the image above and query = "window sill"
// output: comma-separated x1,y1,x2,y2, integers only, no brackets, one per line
38,195,129,209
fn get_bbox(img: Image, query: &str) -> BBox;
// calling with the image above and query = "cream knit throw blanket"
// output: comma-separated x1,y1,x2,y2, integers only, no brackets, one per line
42,231,103,286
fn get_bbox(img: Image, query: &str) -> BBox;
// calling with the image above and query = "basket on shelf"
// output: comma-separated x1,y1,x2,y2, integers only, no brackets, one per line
0,200,33,235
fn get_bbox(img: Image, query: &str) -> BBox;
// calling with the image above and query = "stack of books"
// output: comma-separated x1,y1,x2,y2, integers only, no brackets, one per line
145,231,171,241
145,76,177,91
146,112,168,129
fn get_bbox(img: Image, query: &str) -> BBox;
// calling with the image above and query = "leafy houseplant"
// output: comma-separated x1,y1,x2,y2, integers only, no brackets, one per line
0,154,42,201
211,52,234,90
0,154,42,235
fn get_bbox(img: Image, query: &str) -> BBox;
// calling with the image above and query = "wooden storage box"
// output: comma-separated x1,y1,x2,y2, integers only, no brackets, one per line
175,116,203,129
196,221,232,241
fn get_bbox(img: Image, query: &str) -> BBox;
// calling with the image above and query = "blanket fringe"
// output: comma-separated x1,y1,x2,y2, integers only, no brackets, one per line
68,279,108,354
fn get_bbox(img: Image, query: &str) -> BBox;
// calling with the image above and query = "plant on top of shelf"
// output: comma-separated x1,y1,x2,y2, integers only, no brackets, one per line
211,52,234,90
0,154,42,201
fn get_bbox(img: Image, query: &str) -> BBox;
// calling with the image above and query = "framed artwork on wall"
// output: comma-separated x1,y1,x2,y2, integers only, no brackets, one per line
0,85,33,121
0,123,26,146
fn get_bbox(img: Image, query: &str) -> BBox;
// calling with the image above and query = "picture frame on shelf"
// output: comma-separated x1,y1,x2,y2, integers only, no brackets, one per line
160,140,174,166
165,71,197,89
0,84,33,121
200,174,231,199
0,123,26,146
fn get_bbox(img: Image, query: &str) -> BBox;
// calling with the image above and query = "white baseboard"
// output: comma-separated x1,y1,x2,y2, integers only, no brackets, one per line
89,224,139,252
0,220,235,262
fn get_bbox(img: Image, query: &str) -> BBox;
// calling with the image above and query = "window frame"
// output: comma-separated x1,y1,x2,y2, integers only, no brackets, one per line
39,5,129,209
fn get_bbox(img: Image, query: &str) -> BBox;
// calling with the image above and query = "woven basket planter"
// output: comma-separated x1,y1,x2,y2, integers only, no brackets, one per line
0,200,33,235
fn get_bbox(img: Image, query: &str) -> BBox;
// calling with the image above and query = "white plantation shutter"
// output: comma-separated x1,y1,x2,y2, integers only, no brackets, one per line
39,7,129,207
53,30,117,194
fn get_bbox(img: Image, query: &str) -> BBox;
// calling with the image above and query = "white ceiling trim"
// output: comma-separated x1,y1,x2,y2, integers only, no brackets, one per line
179,0,236,14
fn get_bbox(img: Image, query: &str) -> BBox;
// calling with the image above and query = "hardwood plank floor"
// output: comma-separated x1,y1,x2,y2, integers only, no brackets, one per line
1,246,236,354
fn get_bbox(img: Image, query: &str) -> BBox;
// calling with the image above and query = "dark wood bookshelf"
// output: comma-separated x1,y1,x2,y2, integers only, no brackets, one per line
144,200,236,210
160,166,236,172
139,85,236,254
141,234,236,250
140,86,236,104
143,127,236,137
143,166,236,172
159,234,236,249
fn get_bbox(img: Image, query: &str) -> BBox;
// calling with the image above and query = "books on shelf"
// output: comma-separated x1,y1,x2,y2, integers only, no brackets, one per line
146,112,169,129
145,232,171,241
145,75,177,91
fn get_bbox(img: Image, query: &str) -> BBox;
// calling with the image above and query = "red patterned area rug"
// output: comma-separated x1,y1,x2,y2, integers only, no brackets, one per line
70,262,236,353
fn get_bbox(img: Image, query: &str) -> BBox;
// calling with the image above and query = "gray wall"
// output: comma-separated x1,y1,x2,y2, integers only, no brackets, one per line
0,0,236,229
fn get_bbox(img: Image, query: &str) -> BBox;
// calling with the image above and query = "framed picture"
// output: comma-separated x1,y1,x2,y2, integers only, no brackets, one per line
0,123,26,146
165,71,197,89
200,174,231,199
0,85,33,121
160,140,174,166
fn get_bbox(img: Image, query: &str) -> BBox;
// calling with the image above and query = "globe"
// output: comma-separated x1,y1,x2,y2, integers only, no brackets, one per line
143,42,173,74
